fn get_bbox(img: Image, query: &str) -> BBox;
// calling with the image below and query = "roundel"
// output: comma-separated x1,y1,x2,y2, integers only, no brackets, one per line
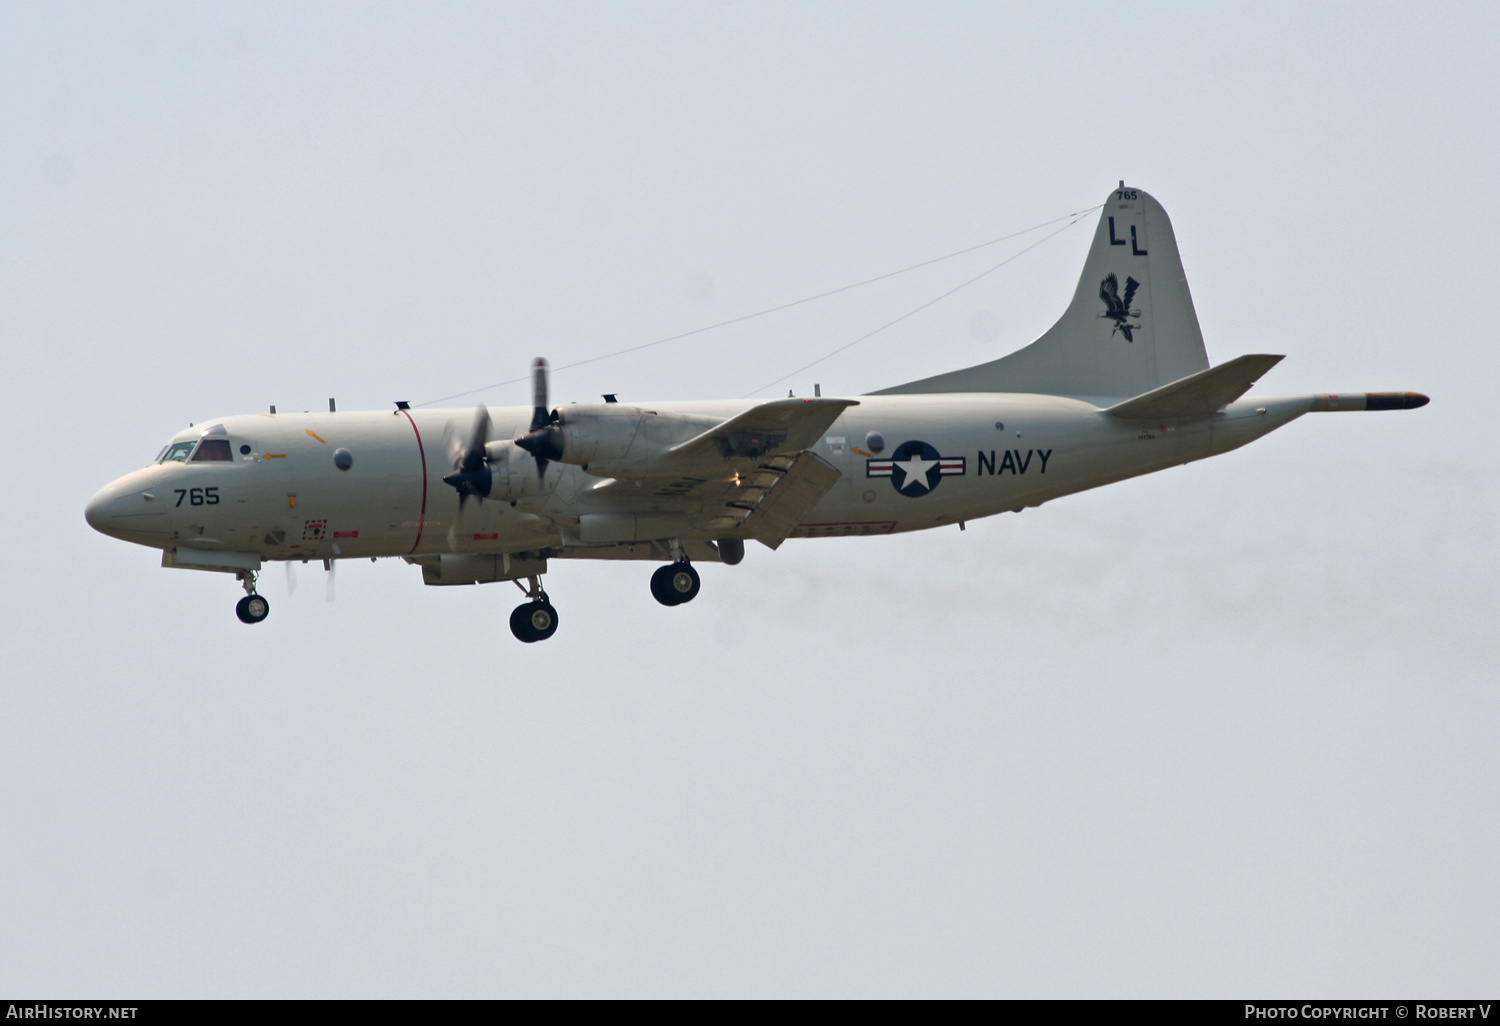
887,439,944,496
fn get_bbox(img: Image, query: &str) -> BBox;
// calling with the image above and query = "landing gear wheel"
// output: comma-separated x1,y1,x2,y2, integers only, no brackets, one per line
236,594,270,624
651,562,700,606
510,600,559,642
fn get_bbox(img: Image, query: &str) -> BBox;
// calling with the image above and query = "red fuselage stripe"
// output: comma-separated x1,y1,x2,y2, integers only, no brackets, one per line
400,409,428,554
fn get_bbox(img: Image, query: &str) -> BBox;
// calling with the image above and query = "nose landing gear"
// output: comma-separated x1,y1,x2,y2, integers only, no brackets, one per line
650,561,700,606
509,574,558,642
234,571,270,624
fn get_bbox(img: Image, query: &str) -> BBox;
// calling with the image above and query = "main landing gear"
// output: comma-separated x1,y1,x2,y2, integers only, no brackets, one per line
509,575,558,643
650,560,700,606
503,558,701,642
235,570,270,624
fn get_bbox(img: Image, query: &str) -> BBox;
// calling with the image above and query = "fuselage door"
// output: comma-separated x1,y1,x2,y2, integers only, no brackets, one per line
821,434,853,487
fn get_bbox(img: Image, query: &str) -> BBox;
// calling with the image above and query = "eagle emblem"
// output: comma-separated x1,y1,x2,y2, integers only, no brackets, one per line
1098,273,1142,341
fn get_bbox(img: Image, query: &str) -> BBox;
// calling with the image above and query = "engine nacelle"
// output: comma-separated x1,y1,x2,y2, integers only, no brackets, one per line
527,404,719,477
550,404,644,467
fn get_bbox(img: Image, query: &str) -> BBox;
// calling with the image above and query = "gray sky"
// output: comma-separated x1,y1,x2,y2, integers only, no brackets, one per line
2,0,1496,997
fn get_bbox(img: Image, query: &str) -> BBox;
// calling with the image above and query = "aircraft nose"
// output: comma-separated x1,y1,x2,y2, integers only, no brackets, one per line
84,485,117,533
85,477,157,538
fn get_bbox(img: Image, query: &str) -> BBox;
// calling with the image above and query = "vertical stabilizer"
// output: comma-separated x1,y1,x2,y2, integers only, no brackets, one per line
872,186,1210,399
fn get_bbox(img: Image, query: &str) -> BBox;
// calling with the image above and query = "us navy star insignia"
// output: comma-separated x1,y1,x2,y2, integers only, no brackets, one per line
893,452,937,493
866,440,965,496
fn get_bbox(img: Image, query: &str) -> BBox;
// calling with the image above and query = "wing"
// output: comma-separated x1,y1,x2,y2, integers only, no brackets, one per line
564,397,856,549
572,447,845,551
666,397,857,467
1121,275,1140,311
666,399,856,548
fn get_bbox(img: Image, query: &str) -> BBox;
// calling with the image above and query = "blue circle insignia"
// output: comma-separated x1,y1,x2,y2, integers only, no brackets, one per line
887,440,944,496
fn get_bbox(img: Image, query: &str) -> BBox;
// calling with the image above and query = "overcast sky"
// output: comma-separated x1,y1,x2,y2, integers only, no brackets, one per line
2,0,1496,997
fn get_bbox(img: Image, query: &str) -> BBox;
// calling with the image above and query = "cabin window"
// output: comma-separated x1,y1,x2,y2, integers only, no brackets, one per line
190,439,234,462
160,442,196,463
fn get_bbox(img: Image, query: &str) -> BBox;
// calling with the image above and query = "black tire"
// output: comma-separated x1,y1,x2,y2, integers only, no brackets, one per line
510,600,559,642
651,562,700,606
236,594,270,624
650,565,680,605
510,602,537,642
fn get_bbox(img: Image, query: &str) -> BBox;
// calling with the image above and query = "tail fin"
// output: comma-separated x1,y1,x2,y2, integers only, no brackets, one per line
872,185,1210,400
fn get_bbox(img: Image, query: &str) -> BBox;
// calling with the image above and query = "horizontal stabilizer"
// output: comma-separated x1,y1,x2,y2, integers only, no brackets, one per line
668,397,858,464
1104,354,1284,420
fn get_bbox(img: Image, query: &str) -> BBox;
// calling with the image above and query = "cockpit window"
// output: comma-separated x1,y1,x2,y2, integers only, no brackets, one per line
161,442,196,463
190,439,234,462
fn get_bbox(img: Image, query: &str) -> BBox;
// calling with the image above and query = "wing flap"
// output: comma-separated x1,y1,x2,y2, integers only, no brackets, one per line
733,451,842,549
1104,354,1284,420
695,451,842,549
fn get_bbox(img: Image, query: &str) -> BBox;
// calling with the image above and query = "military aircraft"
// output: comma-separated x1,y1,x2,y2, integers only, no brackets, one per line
84,185,1428,642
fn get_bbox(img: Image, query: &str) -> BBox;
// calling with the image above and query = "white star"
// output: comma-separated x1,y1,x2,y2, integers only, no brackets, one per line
894,453,937,493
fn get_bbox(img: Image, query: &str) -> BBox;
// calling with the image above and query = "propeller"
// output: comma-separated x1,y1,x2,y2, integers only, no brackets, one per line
514,357,563,478
441,405,494,509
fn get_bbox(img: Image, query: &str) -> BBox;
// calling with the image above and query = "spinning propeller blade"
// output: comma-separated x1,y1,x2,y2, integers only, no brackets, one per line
441,405,494,508
514,357,562,478
530,357,549,432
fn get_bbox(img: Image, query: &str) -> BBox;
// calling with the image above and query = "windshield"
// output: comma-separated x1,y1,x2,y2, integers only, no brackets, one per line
190,439,234,462
160,442,195,463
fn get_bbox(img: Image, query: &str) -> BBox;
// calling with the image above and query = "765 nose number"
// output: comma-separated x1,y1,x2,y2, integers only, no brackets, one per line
174,487,220,506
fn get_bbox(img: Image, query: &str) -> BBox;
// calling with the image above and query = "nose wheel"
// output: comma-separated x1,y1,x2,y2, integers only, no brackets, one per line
651,561,700,606
509,574,559,642
234,571,269,624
